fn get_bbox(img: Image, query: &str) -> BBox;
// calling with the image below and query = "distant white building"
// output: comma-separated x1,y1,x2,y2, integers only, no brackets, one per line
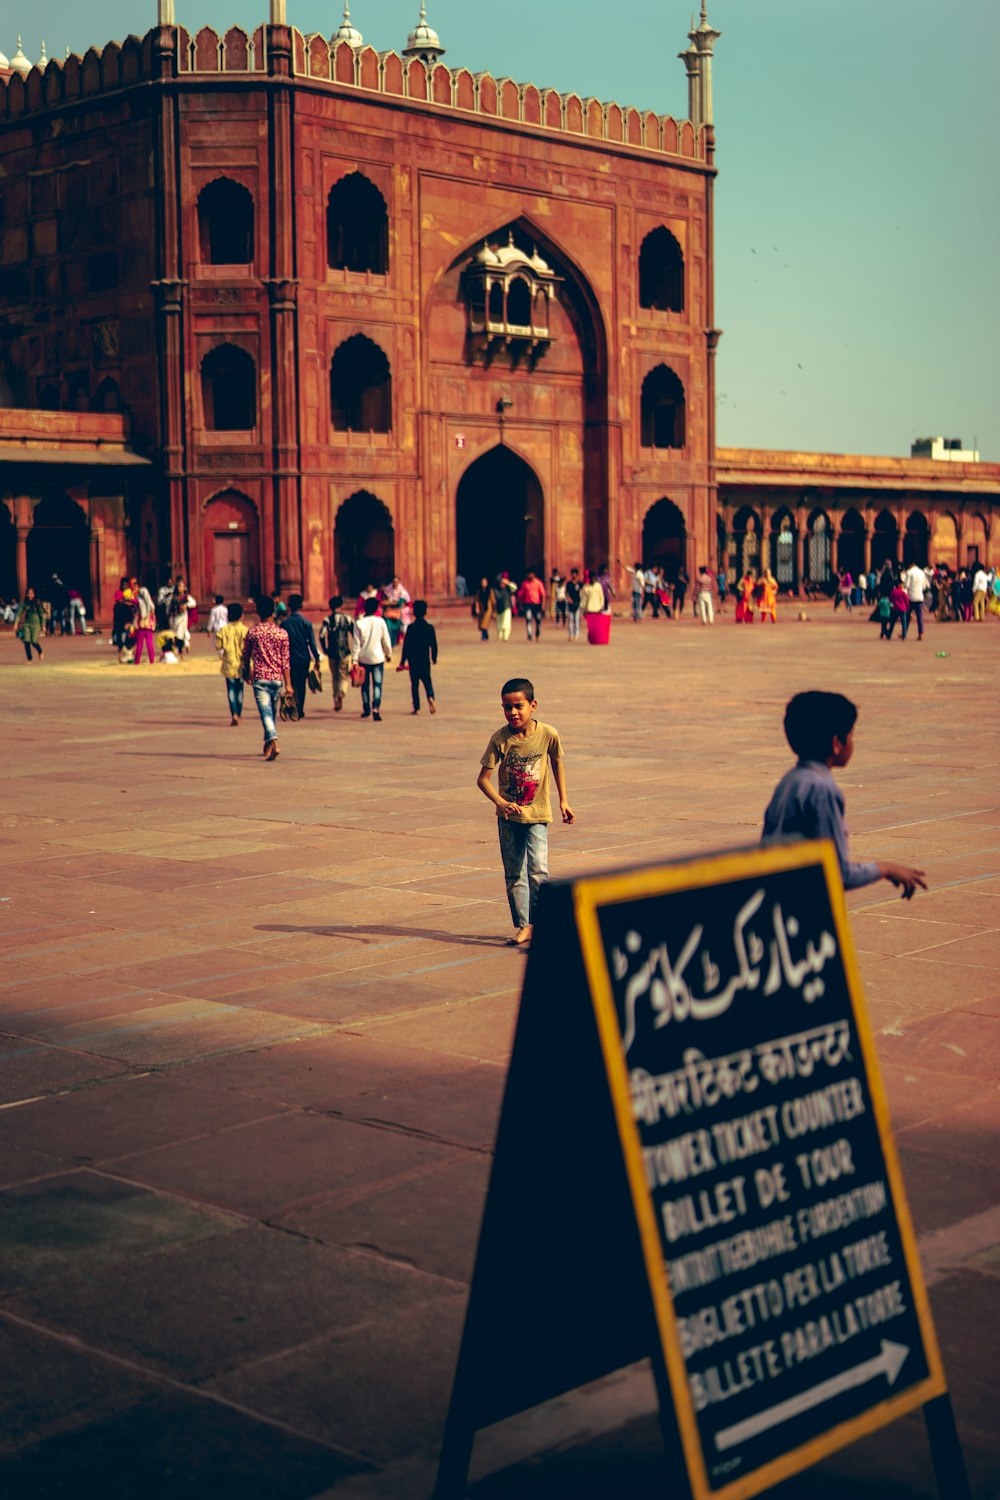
911,437,980,463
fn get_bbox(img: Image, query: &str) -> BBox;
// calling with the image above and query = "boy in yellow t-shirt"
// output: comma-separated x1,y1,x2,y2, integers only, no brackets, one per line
477,676,575,947
215,602,249,725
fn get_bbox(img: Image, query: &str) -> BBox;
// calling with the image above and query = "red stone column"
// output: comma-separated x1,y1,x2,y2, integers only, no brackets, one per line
266,25,303,596
151,26,188,580
16,523,29,598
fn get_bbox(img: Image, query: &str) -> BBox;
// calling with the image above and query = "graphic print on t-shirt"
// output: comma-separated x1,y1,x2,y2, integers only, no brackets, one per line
501,746,543,806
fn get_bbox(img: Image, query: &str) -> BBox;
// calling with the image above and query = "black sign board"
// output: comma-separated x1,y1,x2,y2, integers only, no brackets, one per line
435,842,963,1500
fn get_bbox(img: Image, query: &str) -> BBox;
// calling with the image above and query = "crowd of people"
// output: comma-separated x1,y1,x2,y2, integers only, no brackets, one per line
829,560,999,640
5,556,997,672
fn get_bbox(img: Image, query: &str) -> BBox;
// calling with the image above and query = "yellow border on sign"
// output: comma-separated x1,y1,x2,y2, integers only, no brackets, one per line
573,839,947,1500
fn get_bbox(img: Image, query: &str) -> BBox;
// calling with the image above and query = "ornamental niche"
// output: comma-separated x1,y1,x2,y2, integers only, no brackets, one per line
462,232,560,367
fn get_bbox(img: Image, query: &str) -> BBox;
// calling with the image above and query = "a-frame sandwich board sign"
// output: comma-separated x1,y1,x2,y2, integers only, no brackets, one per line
434,841,969,1500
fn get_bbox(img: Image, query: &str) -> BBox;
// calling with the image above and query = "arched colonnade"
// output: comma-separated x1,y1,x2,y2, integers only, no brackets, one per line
716,497,993,590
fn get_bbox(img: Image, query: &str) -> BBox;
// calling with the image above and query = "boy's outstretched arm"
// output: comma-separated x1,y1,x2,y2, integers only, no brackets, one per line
877,861,928,900
552,757,575,824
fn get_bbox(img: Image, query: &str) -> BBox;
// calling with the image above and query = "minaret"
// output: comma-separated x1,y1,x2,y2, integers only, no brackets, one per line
270,0,287,25
157,0,176,23
692,1,721,126
678,26,701,127
334,2,364,48
402,2,445,65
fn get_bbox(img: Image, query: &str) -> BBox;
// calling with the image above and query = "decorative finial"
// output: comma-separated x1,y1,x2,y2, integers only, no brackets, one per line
334,1,364,49
402,0,445,64
39,40,47,65
10,35,31,76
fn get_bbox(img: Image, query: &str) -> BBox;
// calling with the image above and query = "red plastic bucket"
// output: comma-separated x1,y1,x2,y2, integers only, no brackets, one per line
586,612,611,645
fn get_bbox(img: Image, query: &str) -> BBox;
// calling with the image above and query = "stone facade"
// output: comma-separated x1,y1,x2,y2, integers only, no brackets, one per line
0,22,717,608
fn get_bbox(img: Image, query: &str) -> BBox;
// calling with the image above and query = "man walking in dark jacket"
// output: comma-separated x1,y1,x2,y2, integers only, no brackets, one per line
399,599,438,714
282,594,321,717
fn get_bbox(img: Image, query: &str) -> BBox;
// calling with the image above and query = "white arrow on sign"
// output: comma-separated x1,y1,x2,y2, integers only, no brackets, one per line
714,1340,910,1452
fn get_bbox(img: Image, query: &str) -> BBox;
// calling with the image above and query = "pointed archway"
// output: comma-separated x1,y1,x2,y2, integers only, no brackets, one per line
334,491,394,597
456,445,544,587
0,502,15,600
27,495,91,608
642,497,687,582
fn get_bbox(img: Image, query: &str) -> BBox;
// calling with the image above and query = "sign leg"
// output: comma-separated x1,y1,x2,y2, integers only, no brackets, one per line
924,1394,971,1500
649,1347,695,1500
432,1414,474,1500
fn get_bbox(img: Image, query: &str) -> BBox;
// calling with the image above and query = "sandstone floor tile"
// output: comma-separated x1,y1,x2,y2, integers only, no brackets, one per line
0,1070,287,1166
897,1145,1000,1235
0,985,170,1035
879,1062,997,1133
172,1033,477,1111
335,1063,505,1150
0,1388,367,1497
33,999,330,1067
360,994,520,1065
0,1170,244,1294
207,1295,466,1464
0,1041,132,1106
0,1320,154,1459
117,1111,465,1218
7,1224,456,1382
895,1087,1000,1171
283,1153,492,1284
850,912,984,958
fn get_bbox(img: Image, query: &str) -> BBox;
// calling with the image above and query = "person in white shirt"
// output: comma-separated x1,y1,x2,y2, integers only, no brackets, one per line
902,563,929,641
971,566,989,622
351,595,392,720
207,595,229,636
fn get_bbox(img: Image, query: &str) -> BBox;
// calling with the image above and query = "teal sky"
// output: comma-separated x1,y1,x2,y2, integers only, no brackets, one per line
7,0,997,460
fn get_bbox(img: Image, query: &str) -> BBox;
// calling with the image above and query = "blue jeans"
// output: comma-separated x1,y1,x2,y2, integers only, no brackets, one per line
253,679,281,742
361,662,384,714
226,678,244,717
497,818,549,929
632,591,643,621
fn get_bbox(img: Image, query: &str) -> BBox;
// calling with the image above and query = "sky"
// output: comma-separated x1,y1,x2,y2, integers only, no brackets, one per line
6,0,998,460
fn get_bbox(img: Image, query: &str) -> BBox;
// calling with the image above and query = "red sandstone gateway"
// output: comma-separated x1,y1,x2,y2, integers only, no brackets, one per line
0,8,993,616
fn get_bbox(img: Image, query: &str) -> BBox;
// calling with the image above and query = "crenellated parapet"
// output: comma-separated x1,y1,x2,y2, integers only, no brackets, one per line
0,24,706,161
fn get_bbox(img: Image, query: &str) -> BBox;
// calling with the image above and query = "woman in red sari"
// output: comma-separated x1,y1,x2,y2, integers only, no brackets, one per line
735,571,756,623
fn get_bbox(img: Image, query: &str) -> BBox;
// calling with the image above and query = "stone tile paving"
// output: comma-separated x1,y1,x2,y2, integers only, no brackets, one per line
0,612,997,1495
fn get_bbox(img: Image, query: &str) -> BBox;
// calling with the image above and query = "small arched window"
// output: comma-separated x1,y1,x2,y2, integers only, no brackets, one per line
640,365,686,449
507,276,531,328
197,178,255,266
327,173,388,275
96,377,122,413
330,335,392,434
202,344,257,431
638,226,684,313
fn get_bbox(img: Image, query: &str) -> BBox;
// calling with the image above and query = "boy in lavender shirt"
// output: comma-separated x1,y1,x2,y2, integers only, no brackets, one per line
762,691,927,899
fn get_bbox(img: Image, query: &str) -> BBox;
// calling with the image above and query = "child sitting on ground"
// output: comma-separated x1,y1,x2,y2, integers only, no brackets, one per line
762,690,927,899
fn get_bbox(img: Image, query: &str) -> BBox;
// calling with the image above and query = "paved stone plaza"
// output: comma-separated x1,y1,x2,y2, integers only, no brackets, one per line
1,609,998,1498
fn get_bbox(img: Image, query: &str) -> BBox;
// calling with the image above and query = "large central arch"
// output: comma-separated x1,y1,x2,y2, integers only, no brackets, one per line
456,445,544,586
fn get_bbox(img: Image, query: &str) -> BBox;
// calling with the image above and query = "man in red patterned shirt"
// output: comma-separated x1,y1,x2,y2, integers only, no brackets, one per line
241,595,293,761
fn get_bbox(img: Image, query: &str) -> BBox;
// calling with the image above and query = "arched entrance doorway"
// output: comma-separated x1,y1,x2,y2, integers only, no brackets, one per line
903,512,929,568
871,510,899,572
335,491,394,596
731,506,760,577
642,497,686,582
0,502,15,600
806,509,832,589
203,490,260,601
769,508,797,592
27,495,90,608
456,446,543,586
837,509,864,578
